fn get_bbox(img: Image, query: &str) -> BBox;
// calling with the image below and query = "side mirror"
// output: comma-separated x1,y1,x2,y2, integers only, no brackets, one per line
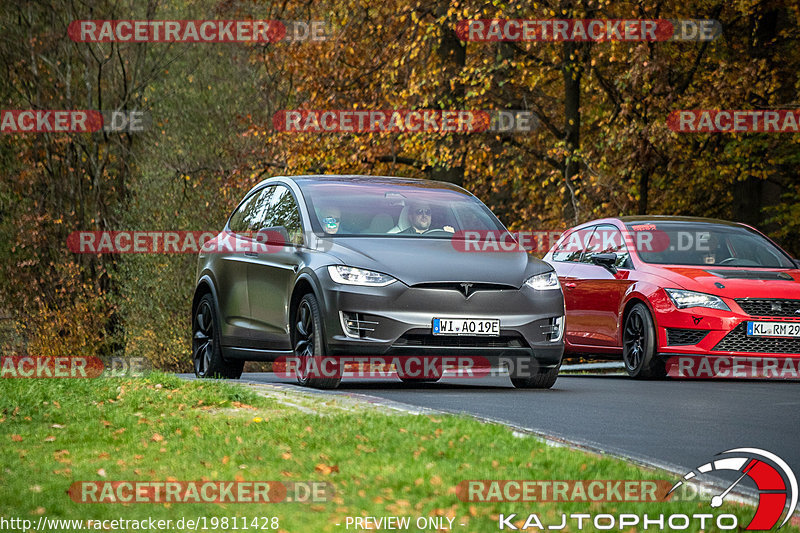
591,252,618,274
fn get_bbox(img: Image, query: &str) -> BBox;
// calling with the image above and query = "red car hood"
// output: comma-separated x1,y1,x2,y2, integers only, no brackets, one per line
642,265,800,299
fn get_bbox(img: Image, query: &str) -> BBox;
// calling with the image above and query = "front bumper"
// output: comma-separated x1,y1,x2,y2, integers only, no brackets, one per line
316,269,565,368
655,299,800,357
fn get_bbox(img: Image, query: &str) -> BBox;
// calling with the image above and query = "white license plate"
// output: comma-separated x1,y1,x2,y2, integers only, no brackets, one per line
432,318,500,336
747,321,800,338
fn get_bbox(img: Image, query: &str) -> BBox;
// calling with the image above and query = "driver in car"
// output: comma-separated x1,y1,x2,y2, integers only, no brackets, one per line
401,202,454,234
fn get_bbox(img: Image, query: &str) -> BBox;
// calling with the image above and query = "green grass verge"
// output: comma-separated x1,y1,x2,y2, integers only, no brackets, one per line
0,372,795,532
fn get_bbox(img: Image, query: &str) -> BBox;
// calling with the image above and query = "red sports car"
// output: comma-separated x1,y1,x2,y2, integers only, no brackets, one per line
543,216,800,378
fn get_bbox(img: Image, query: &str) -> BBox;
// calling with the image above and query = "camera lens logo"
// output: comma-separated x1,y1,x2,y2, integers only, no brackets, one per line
668,448,797,530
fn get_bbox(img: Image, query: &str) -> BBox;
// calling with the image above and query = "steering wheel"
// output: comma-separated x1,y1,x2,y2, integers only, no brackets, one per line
716,257,760,266
421,229,453,236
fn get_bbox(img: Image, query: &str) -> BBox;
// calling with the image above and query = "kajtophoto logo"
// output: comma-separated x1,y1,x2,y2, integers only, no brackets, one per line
668,447,798,530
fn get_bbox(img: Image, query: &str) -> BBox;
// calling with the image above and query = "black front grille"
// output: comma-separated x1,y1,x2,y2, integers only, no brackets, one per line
394,333,528,349
666,328,709,346
712,323,800,353
735,298,800,318
411,282,517,293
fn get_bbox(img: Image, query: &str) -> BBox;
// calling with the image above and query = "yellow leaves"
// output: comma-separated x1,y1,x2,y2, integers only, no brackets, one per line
11,434,22,442
151,433,164,442
54,450,70,464
314,463,339,475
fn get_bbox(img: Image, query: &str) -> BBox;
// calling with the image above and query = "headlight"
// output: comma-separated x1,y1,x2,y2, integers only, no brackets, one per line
524,271,560,290
328,265,397,287
665,289,730,311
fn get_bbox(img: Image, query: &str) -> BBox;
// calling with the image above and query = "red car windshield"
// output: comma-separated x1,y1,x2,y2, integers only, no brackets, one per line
625,221,795,268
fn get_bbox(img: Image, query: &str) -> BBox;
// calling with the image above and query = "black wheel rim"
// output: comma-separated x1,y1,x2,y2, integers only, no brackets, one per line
295,300,314,381
193,300,214,377
623,311,645,371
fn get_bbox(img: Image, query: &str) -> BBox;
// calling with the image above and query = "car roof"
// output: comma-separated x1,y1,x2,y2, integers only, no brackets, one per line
263,174,465,191
617,215,746,228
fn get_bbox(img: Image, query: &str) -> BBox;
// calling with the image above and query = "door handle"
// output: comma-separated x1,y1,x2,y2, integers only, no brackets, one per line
244,251,258,257
563,282,577,289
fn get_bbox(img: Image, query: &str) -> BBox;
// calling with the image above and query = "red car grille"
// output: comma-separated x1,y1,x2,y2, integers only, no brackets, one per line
712,323,800,353
666,328,709,346
735,298,800,317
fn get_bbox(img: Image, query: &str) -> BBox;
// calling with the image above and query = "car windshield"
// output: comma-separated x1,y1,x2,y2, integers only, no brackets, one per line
625,221,795,268
297,178,507,238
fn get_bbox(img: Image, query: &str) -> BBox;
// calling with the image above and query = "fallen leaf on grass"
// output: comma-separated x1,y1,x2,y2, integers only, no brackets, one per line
314,463,339,475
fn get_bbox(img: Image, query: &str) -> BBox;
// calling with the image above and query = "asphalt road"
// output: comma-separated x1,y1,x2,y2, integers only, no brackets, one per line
189,371,800,479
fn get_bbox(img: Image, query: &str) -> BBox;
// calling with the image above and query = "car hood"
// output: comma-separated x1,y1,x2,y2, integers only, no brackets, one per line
320,237,550,287
642,265,800,299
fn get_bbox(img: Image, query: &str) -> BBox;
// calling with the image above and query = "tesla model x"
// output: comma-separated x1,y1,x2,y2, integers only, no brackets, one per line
192,175,565,388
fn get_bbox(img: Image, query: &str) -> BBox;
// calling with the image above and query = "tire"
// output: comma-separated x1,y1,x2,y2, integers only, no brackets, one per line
192,293,244,379
293,293,341,389
510,364,560,389
622,303,666,379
